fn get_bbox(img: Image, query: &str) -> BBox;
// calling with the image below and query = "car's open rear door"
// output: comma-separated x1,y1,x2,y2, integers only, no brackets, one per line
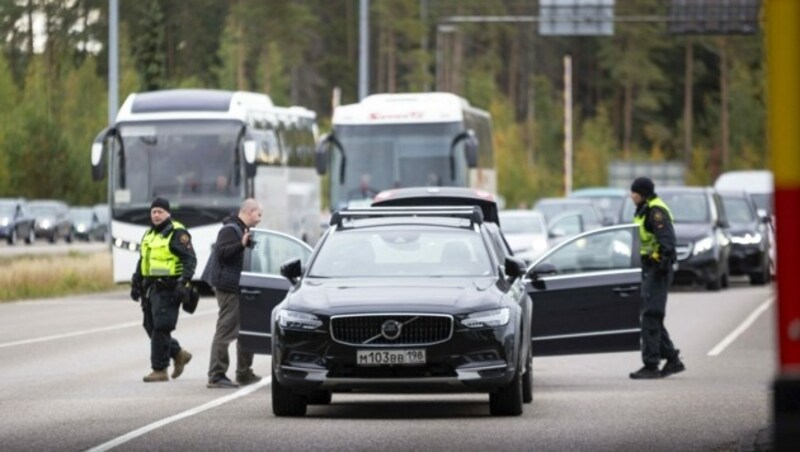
526,225,642,356
238,229,312,354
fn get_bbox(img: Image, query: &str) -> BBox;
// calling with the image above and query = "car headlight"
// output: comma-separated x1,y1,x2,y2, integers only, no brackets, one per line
0,218,8,227
39,219,51,229
692,236,714,256
277,310,322,331
731,232,762,245
462,308,510,329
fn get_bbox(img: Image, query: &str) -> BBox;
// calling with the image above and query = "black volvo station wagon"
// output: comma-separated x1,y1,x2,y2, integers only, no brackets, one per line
237,205,642,417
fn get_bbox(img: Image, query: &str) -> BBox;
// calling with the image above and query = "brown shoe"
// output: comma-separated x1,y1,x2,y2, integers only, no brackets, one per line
172,349,193,379
143,369,169,382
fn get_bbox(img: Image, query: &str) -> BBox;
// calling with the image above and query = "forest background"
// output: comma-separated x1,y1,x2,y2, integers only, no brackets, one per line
0,0,767,209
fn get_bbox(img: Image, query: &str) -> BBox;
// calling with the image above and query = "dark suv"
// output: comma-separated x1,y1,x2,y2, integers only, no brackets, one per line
718,191,771,285
29,200,74,244
0,198,36,245
657,187,732,290
255,206,533,417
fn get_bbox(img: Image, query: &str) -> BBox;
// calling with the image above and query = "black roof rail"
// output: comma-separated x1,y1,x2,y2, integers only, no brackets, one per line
330,206,484,227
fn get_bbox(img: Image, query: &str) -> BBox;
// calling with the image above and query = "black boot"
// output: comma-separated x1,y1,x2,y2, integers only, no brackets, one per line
629,365,662,380
661,355,686,378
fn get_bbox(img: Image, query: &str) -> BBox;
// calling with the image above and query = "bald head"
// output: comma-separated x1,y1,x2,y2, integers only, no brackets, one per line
239,198,262,228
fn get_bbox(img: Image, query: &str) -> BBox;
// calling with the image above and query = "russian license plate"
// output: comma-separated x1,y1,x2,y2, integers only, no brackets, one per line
356,349,426,366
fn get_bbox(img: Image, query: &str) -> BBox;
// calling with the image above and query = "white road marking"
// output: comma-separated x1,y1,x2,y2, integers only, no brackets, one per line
0,309,216,349
707,296,774,357
86,378,271,452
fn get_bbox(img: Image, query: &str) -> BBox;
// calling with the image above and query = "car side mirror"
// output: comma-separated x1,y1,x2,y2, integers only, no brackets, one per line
504,256,526,282
280,258,303,285
528,262,557,280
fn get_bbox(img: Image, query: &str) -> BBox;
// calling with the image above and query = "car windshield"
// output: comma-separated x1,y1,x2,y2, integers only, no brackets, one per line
659,193,709,223
70,209,94,223
309,226,493,278
0,203,15,216
499,215,544,234
536,202,598,223
29,205,58,216
722,197,755,223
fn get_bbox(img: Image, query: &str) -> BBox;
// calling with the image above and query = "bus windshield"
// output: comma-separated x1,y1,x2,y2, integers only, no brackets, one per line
330,122,465,209
113,120,242,208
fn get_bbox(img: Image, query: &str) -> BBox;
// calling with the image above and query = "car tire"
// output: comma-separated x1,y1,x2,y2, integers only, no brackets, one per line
48,233,56,244
307,390,332,405
25,227,34,245
271,367,307,417
750,255,770,286
7,228,17,245
721,266,730,289
66,230,73,244
489,368,523,416
522,346,533,404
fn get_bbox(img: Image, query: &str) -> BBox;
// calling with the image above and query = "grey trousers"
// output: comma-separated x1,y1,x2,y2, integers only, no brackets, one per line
207,289,254,380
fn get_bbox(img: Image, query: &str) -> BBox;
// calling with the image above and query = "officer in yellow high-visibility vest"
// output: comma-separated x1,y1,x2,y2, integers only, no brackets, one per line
629,177,686,380
130,197,196,383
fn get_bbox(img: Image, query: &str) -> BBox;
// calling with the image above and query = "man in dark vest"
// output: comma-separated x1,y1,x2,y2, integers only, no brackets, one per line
206,198,263,388
629,177,686,379
130,197,196,382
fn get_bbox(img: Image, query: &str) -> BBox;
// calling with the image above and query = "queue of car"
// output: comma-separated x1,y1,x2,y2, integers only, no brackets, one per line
231,182,770,417
0,197,110,245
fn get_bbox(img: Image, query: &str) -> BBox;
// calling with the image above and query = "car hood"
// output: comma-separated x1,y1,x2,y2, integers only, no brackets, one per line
727,222,758,236
288,277,501,314
673,223,714,242
504,233,545,252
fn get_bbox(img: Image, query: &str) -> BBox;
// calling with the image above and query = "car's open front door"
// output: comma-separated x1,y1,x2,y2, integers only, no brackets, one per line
238,229,312,354
527,225,642,356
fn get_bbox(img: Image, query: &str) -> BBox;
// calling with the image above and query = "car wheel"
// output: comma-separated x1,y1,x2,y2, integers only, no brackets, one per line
750,255,770,285
522,346,533,404
48,233,56,244
25,227,35,245
66,230,73,243
271,367,307,417
7,228,17,245
489,368,523,416
307,390,332,405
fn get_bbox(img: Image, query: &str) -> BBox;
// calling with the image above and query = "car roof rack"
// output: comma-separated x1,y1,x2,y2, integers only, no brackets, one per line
330,205,484,227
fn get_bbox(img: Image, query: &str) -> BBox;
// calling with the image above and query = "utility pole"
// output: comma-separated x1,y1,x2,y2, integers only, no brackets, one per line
358,0,369,100
108,0,118,126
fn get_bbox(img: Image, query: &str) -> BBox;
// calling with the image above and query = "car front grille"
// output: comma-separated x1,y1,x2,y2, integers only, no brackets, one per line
330,314,453,347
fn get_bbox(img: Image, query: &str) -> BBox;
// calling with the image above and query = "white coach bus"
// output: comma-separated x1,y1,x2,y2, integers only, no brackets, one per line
91,89,320,283
315,92,495,210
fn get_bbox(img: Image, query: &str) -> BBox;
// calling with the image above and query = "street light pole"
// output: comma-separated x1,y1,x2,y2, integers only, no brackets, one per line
108,0,118,125
358,0,369,100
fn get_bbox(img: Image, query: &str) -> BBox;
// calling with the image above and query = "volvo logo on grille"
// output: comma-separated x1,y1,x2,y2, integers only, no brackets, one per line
381,320,403,340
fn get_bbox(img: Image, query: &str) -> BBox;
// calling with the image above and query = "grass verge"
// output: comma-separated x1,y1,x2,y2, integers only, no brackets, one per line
0,251,118,302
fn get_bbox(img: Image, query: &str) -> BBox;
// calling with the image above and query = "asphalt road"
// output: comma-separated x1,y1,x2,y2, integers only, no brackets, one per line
0,282,774,451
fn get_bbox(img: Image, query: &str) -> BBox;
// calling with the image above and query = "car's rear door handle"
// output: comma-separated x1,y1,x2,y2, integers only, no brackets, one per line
612,286,638,293
241,289,261,295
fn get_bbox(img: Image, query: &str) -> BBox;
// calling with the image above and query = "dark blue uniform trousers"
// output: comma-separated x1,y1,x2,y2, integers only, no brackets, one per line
142,285,181,370
640,266,678,367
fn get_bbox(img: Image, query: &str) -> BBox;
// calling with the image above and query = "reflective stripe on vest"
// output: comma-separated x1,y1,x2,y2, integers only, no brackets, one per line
634,197,673,256
140,220,186,276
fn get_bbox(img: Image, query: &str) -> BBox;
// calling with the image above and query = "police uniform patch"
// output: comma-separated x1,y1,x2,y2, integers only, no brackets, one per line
178,232,192,249
653,210,664,222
